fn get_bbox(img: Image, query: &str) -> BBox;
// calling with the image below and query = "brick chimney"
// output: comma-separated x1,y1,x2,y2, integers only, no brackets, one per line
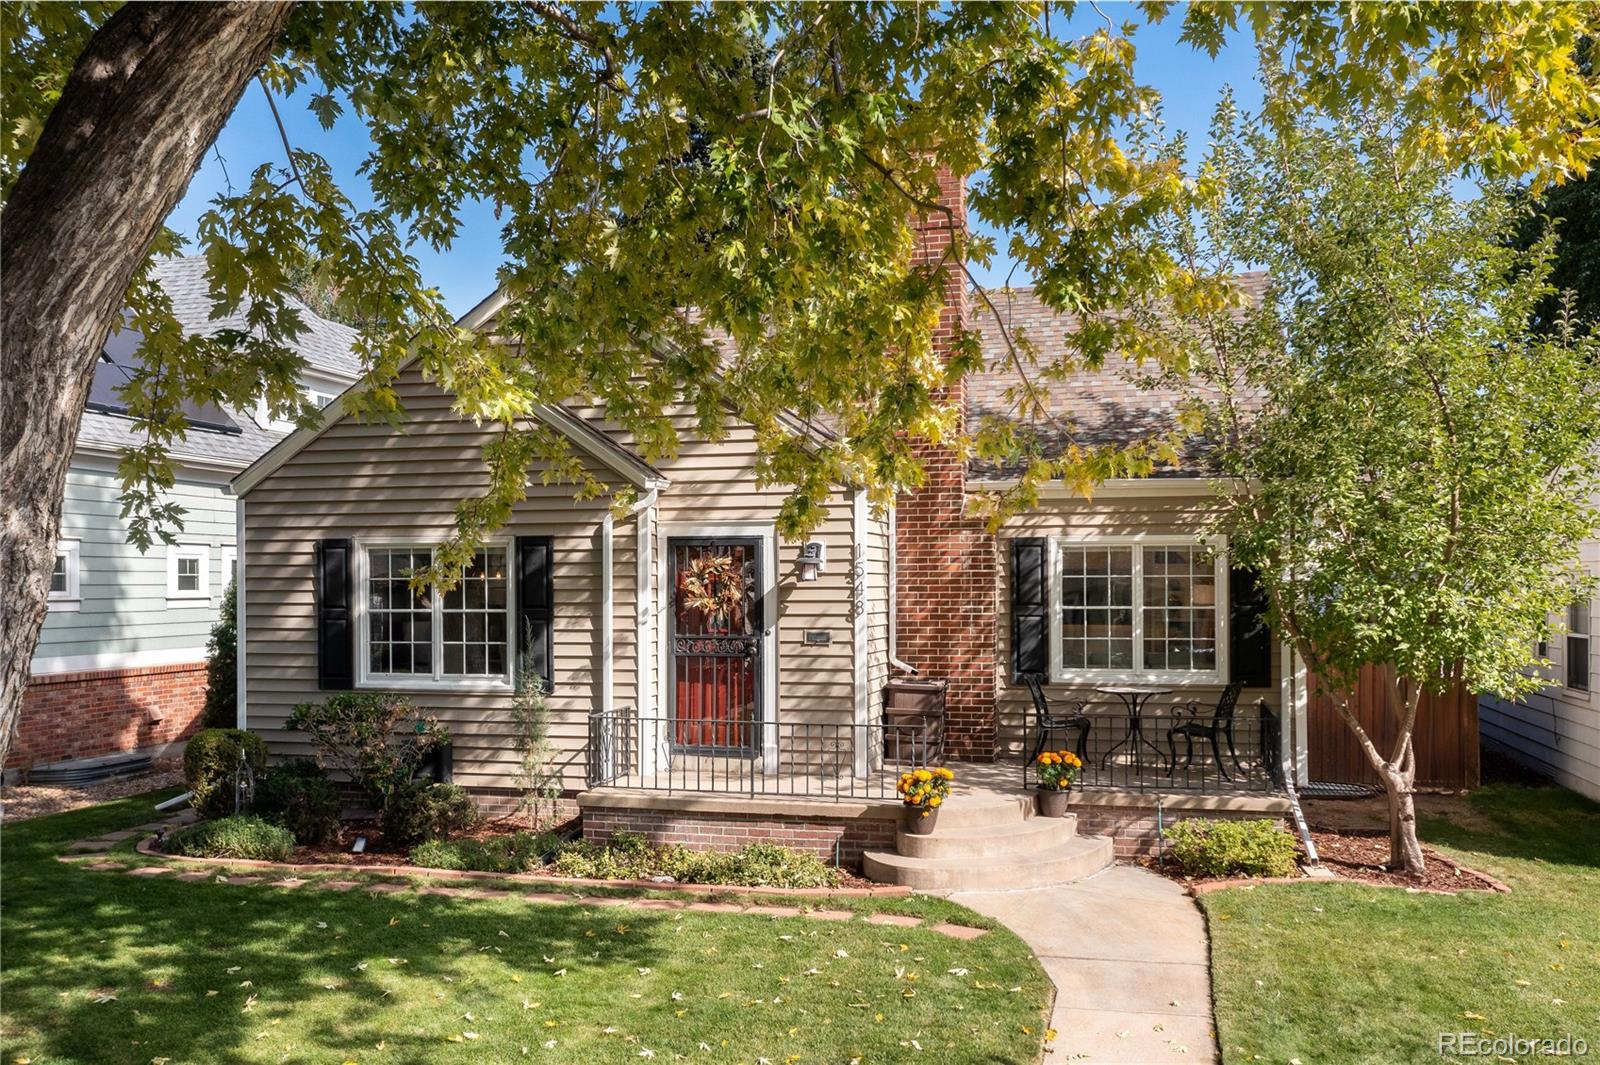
894,166,999,761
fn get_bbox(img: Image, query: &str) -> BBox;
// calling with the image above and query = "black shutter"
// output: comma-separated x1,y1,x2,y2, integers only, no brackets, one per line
516,535,555,692
1011,538,1049,680
314,538,354,690
1229,566,1273,688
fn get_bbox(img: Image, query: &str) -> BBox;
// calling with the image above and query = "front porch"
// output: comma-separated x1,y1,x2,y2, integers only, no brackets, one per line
584,702,1287,802
578,709,1292,873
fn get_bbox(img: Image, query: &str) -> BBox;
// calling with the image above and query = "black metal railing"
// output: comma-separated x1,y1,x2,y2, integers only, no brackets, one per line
586,709,943,800
1022,700,1284,794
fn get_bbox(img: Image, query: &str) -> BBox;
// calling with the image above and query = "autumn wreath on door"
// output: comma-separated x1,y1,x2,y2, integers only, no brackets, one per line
679,552,747,624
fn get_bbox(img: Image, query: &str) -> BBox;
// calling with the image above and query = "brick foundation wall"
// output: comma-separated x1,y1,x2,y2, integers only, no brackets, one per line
895,165,999,760
581,804,900,868
10,662,209,771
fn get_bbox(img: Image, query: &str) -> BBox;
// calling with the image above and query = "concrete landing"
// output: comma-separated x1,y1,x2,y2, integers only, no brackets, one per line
952,864,1218,1063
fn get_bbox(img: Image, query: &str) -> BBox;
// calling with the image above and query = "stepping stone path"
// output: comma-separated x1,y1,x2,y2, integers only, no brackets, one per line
58,814,987,941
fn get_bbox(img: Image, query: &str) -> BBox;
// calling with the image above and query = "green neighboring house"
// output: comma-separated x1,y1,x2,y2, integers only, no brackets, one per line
7,257,359,780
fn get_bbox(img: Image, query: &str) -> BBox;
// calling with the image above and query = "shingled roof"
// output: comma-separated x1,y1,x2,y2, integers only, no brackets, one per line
966,274,1268,482
76,256,362,471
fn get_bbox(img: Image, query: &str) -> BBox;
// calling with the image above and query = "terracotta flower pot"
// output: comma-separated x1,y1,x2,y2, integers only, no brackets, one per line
904,806,940,834
1036,787,1072,818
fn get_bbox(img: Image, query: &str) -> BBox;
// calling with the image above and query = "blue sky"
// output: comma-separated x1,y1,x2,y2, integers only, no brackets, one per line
166,4,1258,316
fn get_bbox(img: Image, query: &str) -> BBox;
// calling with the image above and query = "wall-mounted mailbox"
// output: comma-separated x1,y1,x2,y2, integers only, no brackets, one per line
803,630,832,646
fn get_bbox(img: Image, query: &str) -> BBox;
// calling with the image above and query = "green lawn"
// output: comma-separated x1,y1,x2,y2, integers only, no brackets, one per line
1203,784,1600,1064
1,790,1050,1064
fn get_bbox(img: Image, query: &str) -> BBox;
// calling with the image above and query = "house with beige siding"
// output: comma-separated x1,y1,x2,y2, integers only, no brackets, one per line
1478,489,1599,801
233,289,893,808
230,172,1324,888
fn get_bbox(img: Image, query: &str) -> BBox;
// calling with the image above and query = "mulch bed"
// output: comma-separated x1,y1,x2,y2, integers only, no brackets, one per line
291,814,576,866
1306,829,1504,892
1139,828,1505,894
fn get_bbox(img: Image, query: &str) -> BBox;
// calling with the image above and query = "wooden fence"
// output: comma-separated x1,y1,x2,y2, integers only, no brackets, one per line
1307,665,1480,789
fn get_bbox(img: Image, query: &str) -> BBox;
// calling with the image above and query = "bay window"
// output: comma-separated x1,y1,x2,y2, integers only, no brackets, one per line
1051,538,1226,683
359,544,513,688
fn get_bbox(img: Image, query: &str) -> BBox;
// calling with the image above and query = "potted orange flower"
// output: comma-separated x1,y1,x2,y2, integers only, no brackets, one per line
1034,749,1082,817
896,765,954,834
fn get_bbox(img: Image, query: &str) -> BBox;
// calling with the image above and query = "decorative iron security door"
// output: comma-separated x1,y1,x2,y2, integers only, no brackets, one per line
670,539,762,754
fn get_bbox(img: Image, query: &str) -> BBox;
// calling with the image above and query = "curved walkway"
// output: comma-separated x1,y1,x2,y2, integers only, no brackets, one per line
951,864,1218,1063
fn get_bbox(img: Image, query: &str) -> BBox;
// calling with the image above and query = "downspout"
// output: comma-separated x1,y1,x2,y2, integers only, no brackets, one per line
886,504,919,676
602,487,660,725
851,488,871,778
629,489,658,719
600,512,614,719
235,496,247,730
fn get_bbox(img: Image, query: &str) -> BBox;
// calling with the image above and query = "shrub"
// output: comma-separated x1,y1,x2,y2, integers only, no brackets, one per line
200,580,237,730
663,843,843,889
410,831,563,873
286,692,448,815
184,728,268,820
550,831,657,880
254,759,343,845
383,781,479,844
1163,818,1300,879
166,816,293,862
550,834,842,888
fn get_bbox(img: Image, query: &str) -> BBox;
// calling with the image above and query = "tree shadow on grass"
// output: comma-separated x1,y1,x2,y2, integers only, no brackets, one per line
3,792,1049,1065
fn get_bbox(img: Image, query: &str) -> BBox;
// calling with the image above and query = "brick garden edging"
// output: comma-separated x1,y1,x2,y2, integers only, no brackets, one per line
1186,865,1511,897
59,820,1001,941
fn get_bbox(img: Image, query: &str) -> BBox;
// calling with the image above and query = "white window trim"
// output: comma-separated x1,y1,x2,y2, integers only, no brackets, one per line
220,544,237,596
166,542,212,601
1048,534,1230,687
49,538,82,610
1568,594,1592,694
353,538,516,693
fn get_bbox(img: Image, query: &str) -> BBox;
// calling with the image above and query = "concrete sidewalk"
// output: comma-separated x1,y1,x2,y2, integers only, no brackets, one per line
952,864,1218,1063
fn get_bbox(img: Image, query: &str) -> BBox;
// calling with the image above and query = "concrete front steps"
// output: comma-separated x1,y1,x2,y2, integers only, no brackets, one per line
862,790,1114,891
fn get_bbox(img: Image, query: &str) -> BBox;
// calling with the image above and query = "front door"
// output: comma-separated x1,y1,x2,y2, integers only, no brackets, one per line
669,538,762,753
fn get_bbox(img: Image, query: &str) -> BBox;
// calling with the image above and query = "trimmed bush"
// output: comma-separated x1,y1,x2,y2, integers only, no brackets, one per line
551,832,656,880
166,816,294,862
184,729,268,820
254,759,343,845
664,843,842,889
383,781,479,844
410,831,563,873
286,692,448,816
1163,818,1300,879
551,834,842,888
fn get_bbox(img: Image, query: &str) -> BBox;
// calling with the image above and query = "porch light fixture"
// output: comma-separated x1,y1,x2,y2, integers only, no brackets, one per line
797,540,826,582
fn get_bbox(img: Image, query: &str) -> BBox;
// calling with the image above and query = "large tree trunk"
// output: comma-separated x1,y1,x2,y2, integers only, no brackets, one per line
0,2,294,767
1317,654,1429,878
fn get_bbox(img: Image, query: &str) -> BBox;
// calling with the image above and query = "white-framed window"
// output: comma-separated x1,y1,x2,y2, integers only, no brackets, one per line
1049,536,1228,685
257,386,343,432
1569,596,1591,693
357,542,514,690
166,543,212,601
49,539,81,610
221,545,238,593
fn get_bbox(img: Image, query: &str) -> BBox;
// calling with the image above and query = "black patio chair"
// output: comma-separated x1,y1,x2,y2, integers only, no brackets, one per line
1167,681,1246,780
1022,674,1092,765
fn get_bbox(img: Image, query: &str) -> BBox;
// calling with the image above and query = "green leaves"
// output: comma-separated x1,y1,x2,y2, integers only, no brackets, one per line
8,3,1600,584
1172,91,1600,706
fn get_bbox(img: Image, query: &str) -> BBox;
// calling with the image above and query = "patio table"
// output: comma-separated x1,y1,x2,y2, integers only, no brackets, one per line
1095,685,1173,770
